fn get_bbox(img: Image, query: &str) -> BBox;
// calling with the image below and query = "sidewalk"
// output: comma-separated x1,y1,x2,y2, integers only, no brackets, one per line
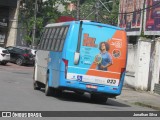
117,86,160,110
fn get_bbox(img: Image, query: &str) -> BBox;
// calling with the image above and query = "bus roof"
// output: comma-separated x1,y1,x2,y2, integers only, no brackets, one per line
45,20,124,30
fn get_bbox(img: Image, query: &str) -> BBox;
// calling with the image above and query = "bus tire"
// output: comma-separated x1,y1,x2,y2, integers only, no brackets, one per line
90,94,108,103
1,61,7,65
75,90,84,95
53,88,62,97
33,81,41,90
45,75,52,96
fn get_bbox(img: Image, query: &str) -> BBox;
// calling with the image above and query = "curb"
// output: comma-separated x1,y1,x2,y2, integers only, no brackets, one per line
134,102,160,111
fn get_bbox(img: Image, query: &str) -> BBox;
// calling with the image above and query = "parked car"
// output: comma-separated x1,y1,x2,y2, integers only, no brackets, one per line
30,49,37,57
6,46,35,66
0,47,10,65
16,46,37,56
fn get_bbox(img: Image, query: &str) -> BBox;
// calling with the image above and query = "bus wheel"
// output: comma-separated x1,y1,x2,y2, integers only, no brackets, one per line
45,79,53,96
33,81,41,90
75,90,84,95
1,61,7,65
53,88,62,97
90,94,108,103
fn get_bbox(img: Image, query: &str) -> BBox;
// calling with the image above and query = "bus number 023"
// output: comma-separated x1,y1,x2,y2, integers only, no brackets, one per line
107,79,116,84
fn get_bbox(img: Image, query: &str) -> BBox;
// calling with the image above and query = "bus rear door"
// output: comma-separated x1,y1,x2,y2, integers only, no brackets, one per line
65,22,127,93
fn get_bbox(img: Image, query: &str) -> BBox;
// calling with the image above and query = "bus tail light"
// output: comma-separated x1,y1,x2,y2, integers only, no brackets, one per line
62,59,68,78
121,68,126,73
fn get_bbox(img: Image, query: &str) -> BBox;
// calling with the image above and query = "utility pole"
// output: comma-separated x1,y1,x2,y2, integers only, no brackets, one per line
76,0,80,20
32,0,37,48
95,0,100,21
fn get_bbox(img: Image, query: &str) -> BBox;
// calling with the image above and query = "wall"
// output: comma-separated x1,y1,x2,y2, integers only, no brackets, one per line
124,38,152,91
126,44,138,73
124,44,137,88
135,39,151,90
6,0,20,47
151,38,160,92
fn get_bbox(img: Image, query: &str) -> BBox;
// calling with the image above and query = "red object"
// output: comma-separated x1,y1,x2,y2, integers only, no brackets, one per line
23,54,29,57
62,58,68,78
146,19,154,26
57,16,76,22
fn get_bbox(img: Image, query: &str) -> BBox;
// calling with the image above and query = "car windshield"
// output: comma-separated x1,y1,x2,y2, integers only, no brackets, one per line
15,48,31,54
24,49,29,53
2,50,9,54
23,49,32,54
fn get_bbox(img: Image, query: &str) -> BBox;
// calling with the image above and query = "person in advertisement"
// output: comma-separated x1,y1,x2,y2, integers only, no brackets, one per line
94,42,112,71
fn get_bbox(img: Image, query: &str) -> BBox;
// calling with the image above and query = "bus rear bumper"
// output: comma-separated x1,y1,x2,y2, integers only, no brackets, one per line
59,80,122,97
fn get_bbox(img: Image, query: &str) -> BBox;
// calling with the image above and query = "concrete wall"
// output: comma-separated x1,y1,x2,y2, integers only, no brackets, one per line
124,38,152,91
151,38,160,92
126,44,138,73
124,44,137,88
6,0,20,47
135,39,151,90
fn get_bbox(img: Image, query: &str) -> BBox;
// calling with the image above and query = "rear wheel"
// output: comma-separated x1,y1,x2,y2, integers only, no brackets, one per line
53,88,62,97
75,90,84,95
33,81,41,90
90,94,108,103
16,58,23,66
45,74,52,96
1,61,7,65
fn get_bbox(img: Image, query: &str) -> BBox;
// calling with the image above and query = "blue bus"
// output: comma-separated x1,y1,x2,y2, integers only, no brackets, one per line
33,20,127,103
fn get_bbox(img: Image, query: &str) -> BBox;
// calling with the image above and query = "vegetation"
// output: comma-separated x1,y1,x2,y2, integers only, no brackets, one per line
19,0,119,46
61,0,119,25
19,0,61,46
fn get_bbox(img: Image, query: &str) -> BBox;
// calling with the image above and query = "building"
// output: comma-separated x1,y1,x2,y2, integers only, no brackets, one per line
0,0,19,47
118,0,160,92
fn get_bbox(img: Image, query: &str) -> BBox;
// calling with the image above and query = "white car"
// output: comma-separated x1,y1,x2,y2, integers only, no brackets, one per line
0,47,10,65
31,49,36,56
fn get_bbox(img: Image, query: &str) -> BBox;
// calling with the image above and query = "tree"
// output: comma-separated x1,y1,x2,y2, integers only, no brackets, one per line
19,0,61,46
60,0,119,25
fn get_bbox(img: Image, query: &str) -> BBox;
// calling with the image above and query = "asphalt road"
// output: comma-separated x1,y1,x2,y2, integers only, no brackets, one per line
0,63,158,119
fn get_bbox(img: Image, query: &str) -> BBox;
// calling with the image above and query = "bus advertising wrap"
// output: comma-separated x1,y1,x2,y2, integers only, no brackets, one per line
66,24,127,87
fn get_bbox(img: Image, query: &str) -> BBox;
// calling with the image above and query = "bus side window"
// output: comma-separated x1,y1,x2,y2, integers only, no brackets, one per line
43,28,52,50
59,26,69,51
55,27,65,51
48,28,56,50
51,27,60,51
37,28,45,49
40,28,49,50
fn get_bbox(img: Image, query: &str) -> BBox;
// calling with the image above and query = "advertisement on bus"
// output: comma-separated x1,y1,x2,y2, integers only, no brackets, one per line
67,24,127,87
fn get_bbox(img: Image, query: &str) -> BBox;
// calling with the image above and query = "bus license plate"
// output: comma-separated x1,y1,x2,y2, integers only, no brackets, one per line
86,85,97,89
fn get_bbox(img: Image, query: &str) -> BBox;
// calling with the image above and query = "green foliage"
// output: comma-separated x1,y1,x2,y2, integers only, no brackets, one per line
19,0,120,45
24,35,32,45
61,0,119,25
19,0,61,45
